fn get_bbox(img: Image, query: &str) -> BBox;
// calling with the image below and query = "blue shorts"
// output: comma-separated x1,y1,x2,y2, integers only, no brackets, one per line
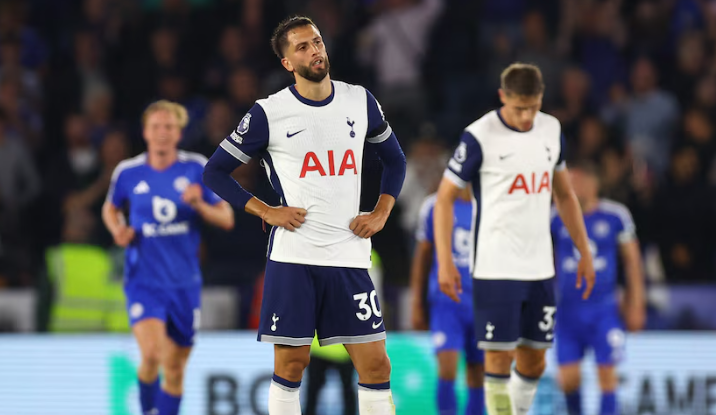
472,278,556,351
258,260,386,346
556,304,625,366
430,300,483,364
124,282,201,347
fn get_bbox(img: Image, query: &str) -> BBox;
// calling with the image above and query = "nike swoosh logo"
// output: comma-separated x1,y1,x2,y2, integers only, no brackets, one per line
499,153,514,160
287,129,305,138
372,320,383,329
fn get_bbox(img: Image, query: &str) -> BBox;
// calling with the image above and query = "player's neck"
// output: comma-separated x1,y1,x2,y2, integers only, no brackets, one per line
581,198,599,214
294,76,332,102
148,150,178,171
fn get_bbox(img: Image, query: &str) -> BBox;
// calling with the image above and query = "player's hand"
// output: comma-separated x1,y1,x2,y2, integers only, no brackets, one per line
438,262,462,303
263,206,307,231
624,304,646,332
112,225,135,248
411,301,428,331
576,254,596,300
181,184,204,209
349,211,388,239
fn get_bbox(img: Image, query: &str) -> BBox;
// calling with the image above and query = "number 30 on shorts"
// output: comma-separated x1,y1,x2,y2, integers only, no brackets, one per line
353,290,382,321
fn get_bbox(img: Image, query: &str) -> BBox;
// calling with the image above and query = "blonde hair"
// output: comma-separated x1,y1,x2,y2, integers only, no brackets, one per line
142,100,189,128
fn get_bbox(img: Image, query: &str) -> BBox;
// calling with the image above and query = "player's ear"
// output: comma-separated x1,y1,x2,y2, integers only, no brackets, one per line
281,57,294,73
498,89,507,105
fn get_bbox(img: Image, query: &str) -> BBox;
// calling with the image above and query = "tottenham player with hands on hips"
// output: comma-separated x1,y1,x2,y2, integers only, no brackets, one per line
102,101,234,415
203,16,406,415
433,63,595,415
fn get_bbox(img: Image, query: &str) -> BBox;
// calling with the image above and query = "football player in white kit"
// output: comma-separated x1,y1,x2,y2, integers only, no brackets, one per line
433,63,595,415
203,16,406,415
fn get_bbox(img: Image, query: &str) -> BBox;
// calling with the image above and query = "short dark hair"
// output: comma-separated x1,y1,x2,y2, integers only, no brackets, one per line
271,16,317,59
568,159,600,178
500,63,545,97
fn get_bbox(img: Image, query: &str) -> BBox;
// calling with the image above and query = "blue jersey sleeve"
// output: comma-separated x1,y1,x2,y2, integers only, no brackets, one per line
107,164,128,207
415,196,436,243
443,131,482,188
365,89,393,144
219,103,269,163
555,133,567,171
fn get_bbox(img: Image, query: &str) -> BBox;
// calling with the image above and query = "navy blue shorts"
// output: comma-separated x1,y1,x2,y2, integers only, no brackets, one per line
124,282,201,347
430,300,483,364
258,260,386,346
556,303,625,365
472,278,556,351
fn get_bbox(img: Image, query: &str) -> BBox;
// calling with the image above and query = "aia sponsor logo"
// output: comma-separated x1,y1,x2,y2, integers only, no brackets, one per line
300,150,357,177
508,172,551,194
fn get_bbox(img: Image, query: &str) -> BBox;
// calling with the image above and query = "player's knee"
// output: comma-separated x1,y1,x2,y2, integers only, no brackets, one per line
280,354,311,380
466,364,484,388
518,357,546,378
140,345,162,371
164,363,185,388
361,353,391,383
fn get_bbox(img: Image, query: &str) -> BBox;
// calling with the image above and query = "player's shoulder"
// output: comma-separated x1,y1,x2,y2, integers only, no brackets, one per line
535,111,561,128
463,110,498,138
333,80,366,93
177,150,209,168
597,198,634,223
112,153,147,179
418,193,438,220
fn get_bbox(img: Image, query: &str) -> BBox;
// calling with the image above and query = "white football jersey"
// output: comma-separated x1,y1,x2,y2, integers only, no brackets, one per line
220,81,392,269
444,110,565,281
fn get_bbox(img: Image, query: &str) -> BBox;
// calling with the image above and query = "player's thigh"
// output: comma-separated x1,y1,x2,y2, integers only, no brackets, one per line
126,283,169,358
314,266,385,346
462,301,484,366
161,333,192,374
555,314,587,367
591,310,626,367
430,301,467,357
558,363,582,393
258,260,317,346
519,278,557,349
166,284,202,348
472,279,524,351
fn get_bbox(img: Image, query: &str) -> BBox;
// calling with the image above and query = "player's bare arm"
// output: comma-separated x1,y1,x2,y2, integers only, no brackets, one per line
350,194,394,238
409,239,433,330
553,169,595,299
434,177,462,303
101,200,135,247
181,184,235,230
620,239,646,331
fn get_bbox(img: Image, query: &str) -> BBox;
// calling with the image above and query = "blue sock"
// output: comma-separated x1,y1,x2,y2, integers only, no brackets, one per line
437,379,457,415
565,390,582,415
600,392,617,415
138,378,160,414
466,387,484,415
156,388,181,415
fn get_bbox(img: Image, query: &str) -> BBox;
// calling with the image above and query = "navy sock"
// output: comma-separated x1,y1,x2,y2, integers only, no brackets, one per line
138,378,159,414
466,387,484,415
156,388,181,415
437,379,456,415
565,390,582,415
273,373,302,389
600,392,617,415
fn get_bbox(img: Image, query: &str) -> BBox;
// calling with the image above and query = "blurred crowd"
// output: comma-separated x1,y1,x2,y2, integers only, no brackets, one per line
1,0,715,326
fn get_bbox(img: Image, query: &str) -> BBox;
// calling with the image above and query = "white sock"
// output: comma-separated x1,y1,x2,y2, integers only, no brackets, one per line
358,384,395,415
509,369,539,415
268,376,302,415
484,373,512,415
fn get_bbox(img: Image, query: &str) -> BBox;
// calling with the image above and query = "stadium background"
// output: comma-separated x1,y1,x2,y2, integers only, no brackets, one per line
1,0,716,414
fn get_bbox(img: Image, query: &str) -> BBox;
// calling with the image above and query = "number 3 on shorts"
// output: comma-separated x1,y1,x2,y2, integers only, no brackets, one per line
353,290,382,321
538,306,556,332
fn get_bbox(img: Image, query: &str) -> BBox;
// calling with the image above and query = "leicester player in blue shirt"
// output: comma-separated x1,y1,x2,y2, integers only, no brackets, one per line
102,101,234,415
411,188,485,415
551,160,645,415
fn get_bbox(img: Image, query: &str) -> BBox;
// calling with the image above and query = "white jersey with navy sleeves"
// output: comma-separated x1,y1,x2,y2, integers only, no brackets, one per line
220,81,392,269
444,110,566,281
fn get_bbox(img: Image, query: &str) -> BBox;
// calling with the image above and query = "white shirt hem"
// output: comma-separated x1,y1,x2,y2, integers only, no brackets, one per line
268,254,372,270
